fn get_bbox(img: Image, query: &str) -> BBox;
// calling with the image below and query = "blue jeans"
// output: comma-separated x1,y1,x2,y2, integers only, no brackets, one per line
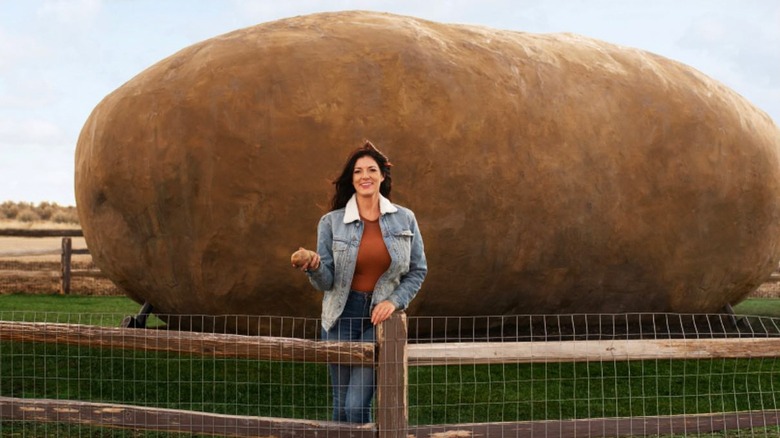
320,291,376,423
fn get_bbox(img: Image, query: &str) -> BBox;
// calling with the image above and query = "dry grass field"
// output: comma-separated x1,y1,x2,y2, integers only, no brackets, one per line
0,217,122,296
754,280,780,298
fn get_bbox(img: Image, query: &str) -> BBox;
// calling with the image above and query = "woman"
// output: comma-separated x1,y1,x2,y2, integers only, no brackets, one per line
293,140,427,423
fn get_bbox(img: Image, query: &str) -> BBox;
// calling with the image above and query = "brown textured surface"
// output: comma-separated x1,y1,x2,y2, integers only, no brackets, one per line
75,11,780,333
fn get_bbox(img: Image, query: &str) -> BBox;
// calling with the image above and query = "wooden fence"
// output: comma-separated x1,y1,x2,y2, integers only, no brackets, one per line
3,313,780,437
2,229,780,296
0,228,103,294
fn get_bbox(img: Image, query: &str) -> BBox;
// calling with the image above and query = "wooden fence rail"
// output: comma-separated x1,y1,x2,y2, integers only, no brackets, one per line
0,321,374,365
6,320,780,366
3,396,777,438
0,229,83,237
0,230,103,294
0,396,375,438
3,314,780,437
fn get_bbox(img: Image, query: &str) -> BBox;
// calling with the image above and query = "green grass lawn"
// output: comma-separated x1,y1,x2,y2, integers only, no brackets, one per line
0,293,138,315
2,294,780,437
733,297,780,317
0,293,162,326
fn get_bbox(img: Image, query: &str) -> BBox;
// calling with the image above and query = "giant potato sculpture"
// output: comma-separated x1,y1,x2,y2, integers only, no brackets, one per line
75,11,780,334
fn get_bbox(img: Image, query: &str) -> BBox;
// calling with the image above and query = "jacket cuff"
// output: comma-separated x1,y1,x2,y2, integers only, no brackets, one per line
387,295,405,311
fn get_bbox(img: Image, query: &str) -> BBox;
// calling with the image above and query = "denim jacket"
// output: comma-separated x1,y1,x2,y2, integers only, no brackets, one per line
307,194,428,331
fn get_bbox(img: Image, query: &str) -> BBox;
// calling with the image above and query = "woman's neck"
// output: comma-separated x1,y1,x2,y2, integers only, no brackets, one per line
355,193,381,221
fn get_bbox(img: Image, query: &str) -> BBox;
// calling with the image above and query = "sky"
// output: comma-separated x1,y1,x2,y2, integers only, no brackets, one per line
1,0,778,206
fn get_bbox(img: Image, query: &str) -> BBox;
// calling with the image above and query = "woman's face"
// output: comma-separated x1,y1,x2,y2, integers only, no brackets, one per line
352,155,385,198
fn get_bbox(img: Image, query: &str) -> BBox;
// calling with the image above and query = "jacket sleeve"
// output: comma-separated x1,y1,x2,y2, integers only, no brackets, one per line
387,211,428,310
306,214,335,292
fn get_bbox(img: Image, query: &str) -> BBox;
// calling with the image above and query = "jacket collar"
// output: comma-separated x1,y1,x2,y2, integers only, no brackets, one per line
343,193,398,223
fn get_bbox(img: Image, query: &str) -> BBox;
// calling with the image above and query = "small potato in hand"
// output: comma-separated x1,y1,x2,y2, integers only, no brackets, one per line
291,248,312,267
291,247,319,271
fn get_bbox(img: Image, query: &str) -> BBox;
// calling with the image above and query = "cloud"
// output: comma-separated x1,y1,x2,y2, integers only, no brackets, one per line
678,10,780,88
0,74,59,109
0,119,67,148
0,29,45,72
228,0,544,31
37,0,102,25
680,15,727,44
0,147,76,204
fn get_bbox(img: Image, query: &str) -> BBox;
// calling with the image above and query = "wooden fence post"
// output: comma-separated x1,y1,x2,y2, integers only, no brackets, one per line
376,311,408,438
60,237,72,295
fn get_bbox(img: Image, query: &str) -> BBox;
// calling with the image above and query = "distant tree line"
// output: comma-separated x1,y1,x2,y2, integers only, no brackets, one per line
0,201,79,225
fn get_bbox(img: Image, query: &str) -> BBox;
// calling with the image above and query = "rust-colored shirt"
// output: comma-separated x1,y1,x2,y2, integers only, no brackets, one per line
350,218,391,293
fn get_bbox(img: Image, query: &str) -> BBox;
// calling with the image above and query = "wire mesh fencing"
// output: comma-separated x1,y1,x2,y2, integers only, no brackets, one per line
2,311,780,437
407,313,780,436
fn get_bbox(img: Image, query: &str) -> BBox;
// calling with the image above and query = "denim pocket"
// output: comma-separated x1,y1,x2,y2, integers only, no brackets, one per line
392,230,413,266
333,239,349,286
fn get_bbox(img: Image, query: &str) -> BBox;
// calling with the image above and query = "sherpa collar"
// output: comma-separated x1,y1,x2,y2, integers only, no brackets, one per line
343,193,398,223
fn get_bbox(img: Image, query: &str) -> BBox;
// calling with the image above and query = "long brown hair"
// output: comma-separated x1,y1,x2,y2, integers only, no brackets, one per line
329,140,393,211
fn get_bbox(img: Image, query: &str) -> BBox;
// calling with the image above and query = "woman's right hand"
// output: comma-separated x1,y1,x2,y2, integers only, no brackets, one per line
291,247,320,272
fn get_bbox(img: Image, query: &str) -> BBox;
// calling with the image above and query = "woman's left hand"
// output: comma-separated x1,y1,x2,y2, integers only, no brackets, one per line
371,300,397,325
